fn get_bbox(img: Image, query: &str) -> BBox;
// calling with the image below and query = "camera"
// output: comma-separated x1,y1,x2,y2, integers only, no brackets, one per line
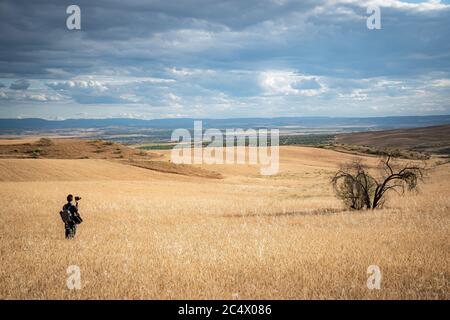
75,196,81,201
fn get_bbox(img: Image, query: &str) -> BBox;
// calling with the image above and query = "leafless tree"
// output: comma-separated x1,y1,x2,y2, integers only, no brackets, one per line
332,155,425,210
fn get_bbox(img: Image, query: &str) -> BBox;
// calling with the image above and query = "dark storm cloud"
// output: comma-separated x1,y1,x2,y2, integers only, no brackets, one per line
9,79,30,90
1,0,449,79
0,0,321,78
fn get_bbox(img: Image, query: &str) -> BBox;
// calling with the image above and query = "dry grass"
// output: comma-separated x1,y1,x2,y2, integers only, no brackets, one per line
126,160,223,179
0,145,448,299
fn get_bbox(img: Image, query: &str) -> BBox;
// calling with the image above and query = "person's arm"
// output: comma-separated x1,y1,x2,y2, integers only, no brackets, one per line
73,204,82,218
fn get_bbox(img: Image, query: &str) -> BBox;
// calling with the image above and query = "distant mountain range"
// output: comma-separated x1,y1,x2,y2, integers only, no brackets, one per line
1,115,450,133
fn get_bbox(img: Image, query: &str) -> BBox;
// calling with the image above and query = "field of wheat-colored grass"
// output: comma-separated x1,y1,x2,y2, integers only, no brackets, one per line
0,145,448,299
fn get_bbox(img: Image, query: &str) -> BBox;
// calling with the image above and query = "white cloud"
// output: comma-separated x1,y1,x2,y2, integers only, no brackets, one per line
339,89,368,101
260,70,327,96
431,79,450,87
334,0,450,12
0,89,62,102
47,80,109,92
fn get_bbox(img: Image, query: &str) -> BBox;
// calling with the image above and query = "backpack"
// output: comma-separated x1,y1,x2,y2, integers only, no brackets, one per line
60,208,73,224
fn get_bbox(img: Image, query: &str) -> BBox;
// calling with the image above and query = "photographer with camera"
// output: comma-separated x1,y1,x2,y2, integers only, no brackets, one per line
60,194,83,239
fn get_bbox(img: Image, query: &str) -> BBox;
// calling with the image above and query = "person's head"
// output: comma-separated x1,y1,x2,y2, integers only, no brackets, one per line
67,194,73,203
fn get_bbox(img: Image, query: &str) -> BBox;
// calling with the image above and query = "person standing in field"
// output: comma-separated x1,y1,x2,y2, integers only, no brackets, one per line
60,194,83,239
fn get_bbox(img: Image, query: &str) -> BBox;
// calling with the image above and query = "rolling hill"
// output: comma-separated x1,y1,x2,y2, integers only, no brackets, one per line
335,124,450,156
0,138,222,179
0,140,448,299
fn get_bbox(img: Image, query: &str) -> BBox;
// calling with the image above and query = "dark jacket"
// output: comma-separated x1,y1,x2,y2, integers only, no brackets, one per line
63,202,81,224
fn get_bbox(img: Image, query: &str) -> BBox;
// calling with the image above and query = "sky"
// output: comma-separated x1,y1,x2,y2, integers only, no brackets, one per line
0,0,449,119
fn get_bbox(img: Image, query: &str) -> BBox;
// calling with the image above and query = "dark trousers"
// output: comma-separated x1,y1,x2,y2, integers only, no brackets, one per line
65,222,77,239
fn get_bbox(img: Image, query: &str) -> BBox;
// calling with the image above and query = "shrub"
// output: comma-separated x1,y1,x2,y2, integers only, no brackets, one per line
38,138,54,146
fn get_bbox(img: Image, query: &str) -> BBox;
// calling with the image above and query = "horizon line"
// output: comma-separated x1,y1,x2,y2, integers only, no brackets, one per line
1,114,450,122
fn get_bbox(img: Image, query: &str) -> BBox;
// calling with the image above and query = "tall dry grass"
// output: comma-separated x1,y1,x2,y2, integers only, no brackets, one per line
0,147,448,299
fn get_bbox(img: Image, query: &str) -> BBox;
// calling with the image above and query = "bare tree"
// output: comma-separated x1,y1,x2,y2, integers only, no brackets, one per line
371,155,425,209
332,160,374,210
332,155,425,210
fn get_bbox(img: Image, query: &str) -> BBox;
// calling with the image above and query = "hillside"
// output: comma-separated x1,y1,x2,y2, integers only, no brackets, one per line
0,138,222,179
0,144,448,299
0,138,157,160
335,124,450,156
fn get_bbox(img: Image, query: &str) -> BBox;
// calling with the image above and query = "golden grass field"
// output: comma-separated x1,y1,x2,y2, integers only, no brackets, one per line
0,141,449,299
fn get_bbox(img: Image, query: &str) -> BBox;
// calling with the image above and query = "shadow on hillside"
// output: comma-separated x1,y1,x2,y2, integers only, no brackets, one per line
220,207,344,218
